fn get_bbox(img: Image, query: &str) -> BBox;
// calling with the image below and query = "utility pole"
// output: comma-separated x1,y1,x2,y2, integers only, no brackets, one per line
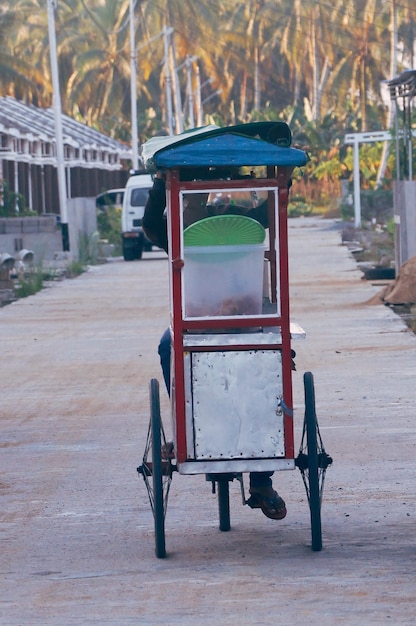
163,26,174,135
129,0,139,170
195,63,203,127
170,40,183,134
47,0,69,251
186,55,196,128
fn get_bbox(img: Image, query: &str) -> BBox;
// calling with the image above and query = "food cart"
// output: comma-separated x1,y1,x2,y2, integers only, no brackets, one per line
137,122,332,557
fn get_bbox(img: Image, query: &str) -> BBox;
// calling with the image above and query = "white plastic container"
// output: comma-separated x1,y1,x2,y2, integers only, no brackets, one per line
183,243,265,317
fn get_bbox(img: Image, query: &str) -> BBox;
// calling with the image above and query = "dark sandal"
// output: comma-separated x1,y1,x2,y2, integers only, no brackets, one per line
247,492,287,520
161,441,175,459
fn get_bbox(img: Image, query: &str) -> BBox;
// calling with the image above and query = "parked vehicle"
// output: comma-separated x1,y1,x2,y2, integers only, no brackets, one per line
121,171,153,261
96,188,124,212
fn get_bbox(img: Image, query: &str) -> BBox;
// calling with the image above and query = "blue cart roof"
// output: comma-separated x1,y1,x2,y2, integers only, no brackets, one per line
141,122,309,170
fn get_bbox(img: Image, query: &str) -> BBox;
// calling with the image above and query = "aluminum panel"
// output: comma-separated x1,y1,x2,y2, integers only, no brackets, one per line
183,332,282,347
178,458,295,475
183,323,305,349
189,349,284,460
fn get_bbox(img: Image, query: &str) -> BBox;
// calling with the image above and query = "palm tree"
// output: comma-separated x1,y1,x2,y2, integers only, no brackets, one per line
0,0,52,105
398,1,416,70
0,0,409,138
63,0,132,128
139,0,226,127
325,0,390,131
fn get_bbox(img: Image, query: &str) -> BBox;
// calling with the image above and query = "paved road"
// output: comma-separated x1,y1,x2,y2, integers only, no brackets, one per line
1,218,415,625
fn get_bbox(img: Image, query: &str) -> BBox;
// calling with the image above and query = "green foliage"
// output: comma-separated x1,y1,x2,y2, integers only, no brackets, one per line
340,187,393,224
97,205,122,255
340,199,354,221
1,0,413,139
386,218,395,236
360,188,394,223
1,0,414,221
77,231,99,265
313,156,348,182
0,181,27,216
14,266,44,298
342,143,386,187
65,260,86,278
288,196,314,217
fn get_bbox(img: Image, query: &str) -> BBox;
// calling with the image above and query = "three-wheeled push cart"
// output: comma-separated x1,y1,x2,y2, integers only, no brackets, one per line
137,122,332,557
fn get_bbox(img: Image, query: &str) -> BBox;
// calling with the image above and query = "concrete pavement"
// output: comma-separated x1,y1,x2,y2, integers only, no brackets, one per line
1,217,415,625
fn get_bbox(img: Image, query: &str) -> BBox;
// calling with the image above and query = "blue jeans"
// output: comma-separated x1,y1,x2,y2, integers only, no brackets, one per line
158,328,273,489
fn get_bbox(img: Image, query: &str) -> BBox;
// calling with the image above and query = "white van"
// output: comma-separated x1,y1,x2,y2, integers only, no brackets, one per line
121,171,154,261
96,188,124,212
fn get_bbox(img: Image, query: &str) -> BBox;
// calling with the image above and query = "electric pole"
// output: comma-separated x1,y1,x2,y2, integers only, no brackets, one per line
129,0,139,170
47,0,69,251
163,26,174,135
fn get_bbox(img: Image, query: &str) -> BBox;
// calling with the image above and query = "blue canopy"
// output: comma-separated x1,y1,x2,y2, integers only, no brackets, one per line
142,122,309,170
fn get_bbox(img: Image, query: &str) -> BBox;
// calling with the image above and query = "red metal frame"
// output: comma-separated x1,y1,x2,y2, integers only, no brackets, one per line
166,166,295,465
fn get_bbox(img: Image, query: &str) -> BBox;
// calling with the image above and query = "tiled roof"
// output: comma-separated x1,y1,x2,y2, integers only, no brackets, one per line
0,96,132,168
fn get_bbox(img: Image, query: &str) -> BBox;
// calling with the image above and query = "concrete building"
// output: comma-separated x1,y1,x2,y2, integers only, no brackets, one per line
0,96,133,260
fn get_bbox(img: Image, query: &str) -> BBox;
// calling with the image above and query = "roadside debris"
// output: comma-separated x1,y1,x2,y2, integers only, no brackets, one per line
366,256,416,306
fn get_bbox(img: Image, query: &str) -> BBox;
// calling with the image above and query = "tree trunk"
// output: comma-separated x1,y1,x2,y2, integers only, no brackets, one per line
360,60,367,131
376,0,398,187
254,46,260,111
239,70,247,120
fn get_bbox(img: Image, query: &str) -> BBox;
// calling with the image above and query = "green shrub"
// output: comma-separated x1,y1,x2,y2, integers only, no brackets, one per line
97,205,122,255
0,181,27,216
77,231,100,265
341,188,393,224
65,260,86,278
14,267,44,298
288,199,314,217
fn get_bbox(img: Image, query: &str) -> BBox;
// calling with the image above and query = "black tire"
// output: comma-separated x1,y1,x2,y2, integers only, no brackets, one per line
134,238,143,259
122,244,135,261
150,379,166,558
122,236,143,261
217,478,231,532
303,372,322,551
137,380,174,559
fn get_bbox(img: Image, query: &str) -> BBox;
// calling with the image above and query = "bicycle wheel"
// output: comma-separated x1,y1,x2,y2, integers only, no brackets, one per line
295,372,332,551
137,379,174,558
150,379,166,557
304,372,322,550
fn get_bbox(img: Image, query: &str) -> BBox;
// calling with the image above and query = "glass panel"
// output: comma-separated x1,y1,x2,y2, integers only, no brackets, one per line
130,187,151,207
182,188,269,229
180,187,279,318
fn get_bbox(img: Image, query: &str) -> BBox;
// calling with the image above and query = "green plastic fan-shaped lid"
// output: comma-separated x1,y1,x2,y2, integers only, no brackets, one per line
184,214,265,246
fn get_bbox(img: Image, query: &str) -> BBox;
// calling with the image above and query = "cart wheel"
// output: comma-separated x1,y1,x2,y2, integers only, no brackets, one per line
137,379,174,558
217,478,231,532
295,372,333,552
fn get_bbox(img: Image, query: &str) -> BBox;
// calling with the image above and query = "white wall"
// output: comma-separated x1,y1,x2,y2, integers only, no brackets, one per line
67,197,98,260
394,181,416,269
0,198,98,263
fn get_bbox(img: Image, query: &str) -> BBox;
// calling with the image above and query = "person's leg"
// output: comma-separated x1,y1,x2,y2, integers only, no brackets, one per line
158,327,171,395
248,471,287,520
249,472,273,490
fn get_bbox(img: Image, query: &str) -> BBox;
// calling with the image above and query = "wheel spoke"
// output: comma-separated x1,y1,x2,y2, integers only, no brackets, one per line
296,431,332,505
138,397,175,517
137,379,175,558
295,372,333,551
